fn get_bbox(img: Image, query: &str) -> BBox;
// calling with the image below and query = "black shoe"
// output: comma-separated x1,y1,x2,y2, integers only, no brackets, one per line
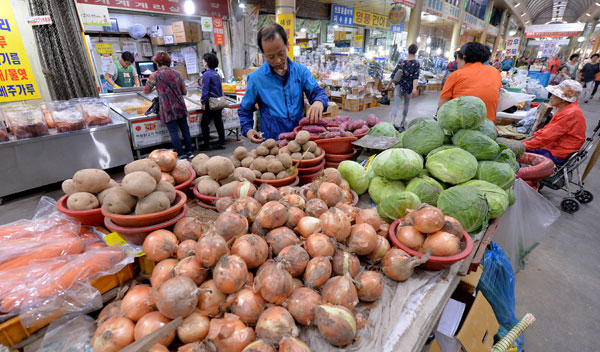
214,144,226,150
584,100,589,103
186,152,194,159
199,145,212,151
394,125,405,132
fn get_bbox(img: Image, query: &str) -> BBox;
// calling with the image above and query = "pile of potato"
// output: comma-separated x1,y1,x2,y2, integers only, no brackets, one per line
279,130,322,161
148,149,192,186
62,169,118,211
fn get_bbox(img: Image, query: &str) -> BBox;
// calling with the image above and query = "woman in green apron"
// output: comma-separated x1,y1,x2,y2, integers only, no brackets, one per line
104,51,140,90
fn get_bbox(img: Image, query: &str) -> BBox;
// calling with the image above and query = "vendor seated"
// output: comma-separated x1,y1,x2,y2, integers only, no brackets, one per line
522,80,586,163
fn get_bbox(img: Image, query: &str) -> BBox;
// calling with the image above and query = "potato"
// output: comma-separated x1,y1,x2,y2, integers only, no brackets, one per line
277,153,293,168
261,138,277,149
233,167,256,182
267,159,284,174
196,178,221,196
171,165,191,185
304,152,315,160
176,159,193,170
73,169,110,193
161,172,175,185
191,177,203,188
265,155,276,160
253,169,262,179
125,159,162,182
206,156,235,180
255,145,269,156
241,156,255,168
106,179,119,189
155,181,176,203
277,171,290,179
287,141,301,153
261,172,276,180
217,181,240,197
269,146,279,155
291,152,303,160
251,158,268,172
102,188,137,215
230,155,242,168
295,130,310,145
135,191,170,215
198,175,213,182
314,147,322,157
192,153,209,166
250,150,258,158
280,146,289,155
234,147,248,160
192,153,210,175
122,171,157,197
97,187,112,205
62,179,76,196
67,192,99,210
302,141,318,153
219,175,237,186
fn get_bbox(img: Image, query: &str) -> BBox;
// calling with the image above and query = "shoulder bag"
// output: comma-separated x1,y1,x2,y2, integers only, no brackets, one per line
392,60,405,84
209,95,228,110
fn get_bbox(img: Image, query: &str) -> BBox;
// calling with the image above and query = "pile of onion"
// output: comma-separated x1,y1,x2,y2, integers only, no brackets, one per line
321,274,359,310
314,304,357,347
195,231,229,268
229,288,266,324
255,306,298,344
276,245,310,277
208,314,256,352
304,256,332,288
320,208,352,241
173,217,205,241
197,280,227,317
256,201,288,229
215,211,249,242
92,316,135,352
294,216,321,239
355,270,384,302
284,287,322,326
254,262,295,304
156,276,199,319
265,227,300,255
232,234,269,269
121,285,156,322
176,311,210,344
305,233,335,258
134,312,175,346
143,230,178,262
228,196,262,223
305,199,328,218
331,250,360,277
213,254,248,294
254,184,280,205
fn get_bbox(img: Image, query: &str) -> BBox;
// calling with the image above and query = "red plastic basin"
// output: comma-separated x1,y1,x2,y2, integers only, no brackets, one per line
297,158,326,174
174,166,196,193
291,148,326,168
325,151,355,163
298,168,324,185
57,195,104,226
255,168,299,187
316,136,357,154
101,190,187,227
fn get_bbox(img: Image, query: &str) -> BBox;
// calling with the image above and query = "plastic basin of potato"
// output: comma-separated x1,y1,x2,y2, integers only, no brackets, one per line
101,190,187,227
293,125,319,141
57,195,104,226
324,151,355,163
104,205,187,245
298,168,324,185
324,161,340,169
174,166,197,193
315,136,357,154
193,186,224,205
388,219,474,270
295,152,326,170
299,186,358,206
254,168,299,187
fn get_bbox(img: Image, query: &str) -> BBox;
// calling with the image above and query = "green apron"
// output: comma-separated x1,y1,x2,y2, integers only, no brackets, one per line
114,62,134,87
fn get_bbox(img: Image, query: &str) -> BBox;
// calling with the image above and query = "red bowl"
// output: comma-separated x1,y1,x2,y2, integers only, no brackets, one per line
325,161,340,169
388,219,474,270
193,185,224,205
194,197,218,210
291,148,326,168
104,205,188,245
354,131,367,138
297,157,326,174
174,166,196,193
316,136,357,154
293,126,319,141
325,151,355,163
255,168,299,187
57,195,104,226
298,168,324,185
101,190,187,227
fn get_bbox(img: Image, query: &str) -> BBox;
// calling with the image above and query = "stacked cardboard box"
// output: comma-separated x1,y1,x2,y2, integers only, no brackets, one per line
172,21,199,44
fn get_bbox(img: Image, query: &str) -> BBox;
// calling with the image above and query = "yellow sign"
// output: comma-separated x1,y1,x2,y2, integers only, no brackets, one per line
96,43,114,55
0,0,41,102
354,9,390,30
276,13,294,60
354,34,364,42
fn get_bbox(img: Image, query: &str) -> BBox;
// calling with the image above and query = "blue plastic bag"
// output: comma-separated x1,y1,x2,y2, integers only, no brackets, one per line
477,242,524,351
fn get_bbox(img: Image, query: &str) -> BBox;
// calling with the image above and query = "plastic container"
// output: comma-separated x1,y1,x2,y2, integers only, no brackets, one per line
293,125,319,141
72,98,112,126
56,195,104,226
297,158,326,174
325,161,340,169
193,186,224,205
0,119,9,142
389,219,474,270
325,150,355,163
174,166,196,193
291,148,326,168
298,168,324,185
255,168,299,187
3,104,49,139
46,101,87,133
101,190,187,227
316,136,357,154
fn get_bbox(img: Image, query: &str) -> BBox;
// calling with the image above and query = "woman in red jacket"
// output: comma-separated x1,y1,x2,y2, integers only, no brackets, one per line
523,80,586,163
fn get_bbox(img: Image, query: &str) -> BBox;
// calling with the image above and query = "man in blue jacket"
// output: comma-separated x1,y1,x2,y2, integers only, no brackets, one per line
238,24,328,143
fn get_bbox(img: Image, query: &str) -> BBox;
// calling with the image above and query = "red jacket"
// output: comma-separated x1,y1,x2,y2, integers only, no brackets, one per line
523,101,586,159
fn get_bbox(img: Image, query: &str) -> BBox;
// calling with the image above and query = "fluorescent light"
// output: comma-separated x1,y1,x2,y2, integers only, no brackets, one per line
586,12,591,16
521,13,526,17
596,2,600,6
436,48,442,55
515,3,520,7
300,27,306,32
184,0,195,14
426,37,431,44
239,2,246,8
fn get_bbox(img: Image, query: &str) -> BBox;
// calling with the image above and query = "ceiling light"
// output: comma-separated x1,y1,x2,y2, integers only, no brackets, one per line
333,24,338,29
578,36,585,42
184,0,195,14
300,27,306,32
436,48,442,55
596,2,600,6
586,12,591,16
426,37,431,44
515,3,520,7
509,29,517,36
239,1,246,9
526,21,530,24
521,13,526,17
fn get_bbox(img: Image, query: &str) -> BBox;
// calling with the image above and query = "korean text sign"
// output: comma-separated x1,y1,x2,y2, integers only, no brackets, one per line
0,0,41,102
276,13,294,60
331,5,354,26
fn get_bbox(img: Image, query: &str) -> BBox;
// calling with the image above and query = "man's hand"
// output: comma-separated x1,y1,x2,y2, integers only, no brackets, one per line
201,104,205,110
307,101,324,124
247,129,263,143
412,88,417,96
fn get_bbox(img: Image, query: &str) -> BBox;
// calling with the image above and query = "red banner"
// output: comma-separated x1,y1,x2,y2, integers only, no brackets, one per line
212,17,224,45
76,0,229,18
525,31,580,38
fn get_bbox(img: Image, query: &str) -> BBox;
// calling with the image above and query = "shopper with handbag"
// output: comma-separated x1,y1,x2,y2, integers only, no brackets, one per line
200,52,226,150
385,43,420,130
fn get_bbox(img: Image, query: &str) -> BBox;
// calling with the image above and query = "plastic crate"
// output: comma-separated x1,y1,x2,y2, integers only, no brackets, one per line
0,263,136,347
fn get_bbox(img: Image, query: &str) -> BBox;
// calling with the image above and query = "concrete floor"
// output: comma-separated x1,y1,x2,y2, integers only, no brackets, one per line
1,89,599,351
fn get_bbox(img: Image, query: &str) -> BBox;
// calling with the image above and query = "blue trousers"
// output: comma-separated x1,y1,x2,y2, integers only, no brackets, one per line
165,117,193,156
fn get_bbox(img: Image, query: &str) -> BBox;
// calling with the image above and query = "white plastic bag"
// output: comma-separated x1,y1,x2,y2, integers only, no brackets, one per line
493,179,560,272
37,315,95,352
497,89,537,112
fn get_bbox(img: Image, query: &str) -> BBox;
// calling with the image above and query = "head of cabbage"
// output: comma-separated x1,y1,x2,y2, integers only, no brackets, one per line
401,119,445,155
437,185,489,233
338,160,369,195
477,161,515,190
437,96,486,133
426,145,455,159
368,176,405,204
462,180,509,219
425,147,478,185
371,148,423,180
452,130,501,161
476,118,498,139
367,122,400,137
405,175,445,206
494,146,520,173
507,187,516,206
377,191,421,223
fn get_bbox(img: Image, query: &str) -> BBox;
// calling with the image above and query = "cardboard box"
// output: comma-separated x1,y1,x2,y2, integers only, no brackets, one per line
172,21,198,34
325,101,339,117
161,25,173,36
150,36,165,46
344,97,364,112
172,66,188,79
459,265,483,295
174,31,199,44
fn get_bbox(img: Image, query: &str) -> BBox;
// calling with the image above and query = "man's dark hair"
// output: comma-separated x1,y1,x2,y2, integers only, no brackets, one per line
408,44,418,55
203,53,219,69
257,23,288,53
459,42,491,63
558,65,567,71
457,51,464,60
592,53,600,59
569,53,580,60
122,51,134,63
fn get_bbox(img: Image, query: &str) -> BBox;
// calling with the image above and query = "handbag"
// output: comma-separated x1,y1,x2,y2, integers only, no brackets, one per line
378,95,390,105
145,97,159,115
208,96,228,110
392,60,404,84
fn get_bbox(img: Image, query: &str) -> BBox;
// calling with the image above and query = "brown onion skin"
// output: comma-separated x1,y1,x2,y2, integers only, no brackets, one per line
291,278,304,291
176,310,210,344
422,231,460,256
339,178,351,191
150,258,177,290
378,222,390,239
443,216,465,239
195,231,229,268
255,262,295,304
355,207,381,231
321,275,359,310
281,194,305,209
216,197,235,213
92,316,135,352
396,225,425,250
284,287,322,326
255,306,297,344
321,168,343,185
156,276,199,319
175,256,208,285
134,312,175,346
355,270,384,302
242,339,277,352
214,254,248,294
97,300,124,325
256,201,288,229
177,239,197,259
304,256,332,288
254,184,280,205
335,203,358,222
320,207,352,241
347,223,377,255
227,196,262,223
208,314,256,352
279,186,299,197
331,250,361,278
381,248,413,281
305,198,328,218
148,344,169,352
314,304,356,347
413,205,445,234
143,229,179,262
276,245,310,277
265,227,300,255
232,234,269,269
230,288,266,324
215,211,249,242
286,206,306,229
279,337,312,352
234,181,257,199
149,149,177,172
367,235,391,262
121,285,156,322
305,233,335,258
294,216,321,239
174,217,206,241
197,280,227,317
317,182,344,207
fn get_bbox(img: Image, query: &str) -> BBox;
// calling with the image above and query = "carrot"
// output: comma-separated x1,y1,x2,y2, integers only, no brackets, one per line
0,236,84,271
86,242,107,250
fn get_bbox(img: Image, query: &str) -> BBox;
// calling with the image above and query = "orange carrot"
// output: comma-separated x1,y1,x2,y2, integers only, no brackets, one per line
0,236,84,271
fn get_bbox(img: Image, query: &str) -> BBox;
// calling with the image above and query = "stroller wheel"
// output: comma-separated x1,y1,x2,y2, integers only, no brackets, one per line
575,190,593,204
561,198,580,213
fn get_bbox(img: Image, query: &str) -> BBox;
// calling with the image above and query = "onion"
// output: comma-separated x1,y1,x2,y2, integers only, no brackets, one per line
339,178,351,191
195,231,229,268
134,311,175,346
382,248,430,282
216,196,235,213
242,339,276,352
443,216,465,239
255,261,295,304
331,250,360,277
335,203,358,222
156,276,199,319
149,149,177,172
422,231,461,256
291,278,303,291
321,274,359,310
303,256,332,288
143,230,178,262
215,211,249,242
174,217,206,241
355,270,384,302
355,208,381,231
213,254,248,294
254,184,280,205
228,196,262,223
121,285,156,322
255,306,298,344
256,201,288,229
150,259,177,289
178,342,203,352
367,235,391,262
230,288,266,324
281,194,305,209
396,225,425,250
286,206,306,229
175,256,208,285
284,287,322,326
231,234,269,268
265,227,300,255
378,222,390,239
97,300,123,325
177,240,197,259
276,245,310,277
321,168,342,185
305,198,328,218
305,233,335,258
347,223,377,255
279,337,311,352
197,280,227,317
251,221,268,237
317,182,344,207
320,208,352,241
341,189,353,204
161,172,175,185
208,314,256,352
279,186,299,197
148,344,169,352
294,216,321,239
314,304,356,347
234,181,257,198
244,271,255,289
177,311,210,344
92,316,135,352
413,205,445,234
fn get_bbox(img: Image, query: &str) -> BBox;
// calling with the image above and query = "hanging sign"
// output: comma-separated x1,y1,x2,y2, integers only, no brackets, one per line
331,5,354,26
212,17,225,45
424,0,444,17
504,36,520,56
396,0,416,8
276,13,294,60
75,0,229,18
391,24,403,33
201,17,213,32
76,3,110,27
388,6,406,25
525,23,585,38
443,3,460,23
354,34,364,42
26,16,52,26
0,0,41,102
96,43,114,54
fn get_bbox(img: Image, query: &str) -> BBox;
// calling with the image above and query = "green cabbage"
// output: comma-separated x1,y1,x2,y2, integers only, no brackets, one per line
437,96,486,133
405,175,445,206
426,145,455,159
496,137,526,159
401,119,445,155
476,118,498,139
477,161,516,190
367,122,400,137
368,176,405,204
425,147,478,184
371,148,423,180
494,147,520,173
437,185,489,233
391,131,404,148
452,130,501,160
338,160,369,195
462,180,509,219
366,164,376,183
377,191,421,223
507,187,516,206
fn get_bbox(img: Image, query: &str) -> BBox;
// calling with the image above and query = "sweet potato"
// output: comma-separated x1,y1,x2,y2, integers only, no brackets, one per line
302,125,327,134
278,132,296,140
299,117,327,126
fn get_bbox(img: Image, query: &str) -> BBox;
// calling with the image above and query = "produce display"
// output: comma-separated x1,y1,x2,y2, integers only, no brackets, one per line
76,98,113,126
279,131,323,162
3,105,49,139
46,101,87,133
278,115,381,143
61,169,117,211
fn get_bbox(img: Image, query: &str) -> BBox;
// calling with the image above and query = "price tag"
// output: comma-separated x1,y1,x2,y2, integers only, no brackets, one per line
104,232,145,257
96,43,113,54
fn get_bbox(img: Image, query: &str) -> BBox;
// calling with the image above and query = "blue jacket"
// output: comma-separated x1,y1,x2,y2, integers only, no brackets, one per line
201,68,223,106
238,59,328,140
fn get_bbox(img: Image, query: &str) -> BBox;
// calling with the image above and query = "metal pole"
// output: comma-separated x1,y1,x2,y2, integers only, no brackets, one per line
480,0,495,43
406,0,424,45
450,0,465,51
